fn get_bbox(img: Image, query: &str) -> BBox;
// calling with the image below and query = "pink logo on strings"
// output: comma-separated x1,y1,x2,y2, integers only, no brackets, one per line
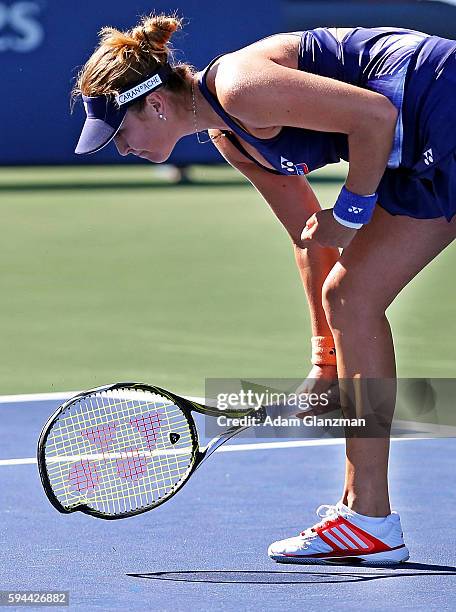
130,413,162,450
116,449,148,481
81,423,118,453
69,460,100,493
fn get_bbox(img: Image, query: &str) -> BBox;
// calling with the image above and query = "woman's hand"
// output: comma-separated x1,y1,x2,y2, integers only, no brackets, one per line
301,209,358,249
295,364,340,417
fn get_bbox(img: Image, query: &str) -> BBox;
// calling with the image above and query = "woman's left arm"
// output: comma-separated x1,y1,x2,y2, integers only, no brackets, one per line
217,59,398,246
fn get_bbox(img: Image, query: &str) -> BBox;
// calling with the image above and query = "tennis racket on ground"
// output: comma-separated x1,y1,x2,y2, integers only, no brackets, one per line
37,382,265,520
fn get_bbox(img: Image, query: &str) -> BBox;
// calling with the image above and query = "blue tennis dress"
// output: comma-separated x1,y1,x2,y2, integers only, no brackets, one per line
197,27,456,221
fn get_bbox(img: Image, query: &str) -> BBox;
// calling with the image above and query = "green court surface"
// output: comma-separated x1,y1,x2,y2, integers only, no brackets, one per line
0,163,454,396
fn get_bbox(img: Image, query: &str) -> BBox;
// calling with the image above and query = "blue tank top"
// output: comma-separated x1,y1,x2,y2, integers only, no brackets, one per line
197,27,430,176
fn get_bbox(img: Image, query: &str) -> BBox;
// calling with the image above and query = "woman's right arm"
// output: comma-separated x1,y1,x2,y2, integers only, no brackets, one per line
209,131,340,369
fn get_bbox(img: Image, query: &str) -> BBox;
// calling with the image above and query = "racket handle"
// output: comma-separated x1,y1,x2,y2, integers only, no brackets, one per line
198,406,267,466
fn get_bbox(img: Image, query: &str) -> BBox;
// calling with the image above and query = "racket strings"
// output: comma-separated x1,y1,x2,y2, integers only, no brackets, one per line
130,412,162,450
81,423,118,452
51,410,190,511
44,389,195,515
69,460,100,493
116,451,148,481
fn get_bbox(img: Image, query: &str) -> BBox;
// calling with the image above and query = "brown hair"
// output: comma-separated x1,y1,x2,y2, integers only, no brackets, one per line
72,13,194,108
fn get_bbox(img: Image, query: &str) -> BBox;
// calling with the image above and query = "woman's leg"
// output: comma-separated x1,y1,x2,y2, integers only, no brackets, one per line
322,206,456,517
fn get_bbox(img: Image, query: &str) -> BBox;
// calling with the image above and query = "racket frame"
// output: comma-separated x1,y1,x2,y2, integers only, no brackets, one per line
37,382,265,520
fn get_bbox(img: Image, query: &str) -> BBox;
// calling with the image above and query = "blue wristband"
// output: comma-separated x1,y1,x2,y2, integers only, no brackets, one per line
333,186,378,226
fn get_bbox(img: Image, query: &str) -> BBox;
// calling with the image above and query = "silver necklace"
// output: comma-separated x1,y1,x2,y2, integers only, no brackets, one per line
191,78,224,145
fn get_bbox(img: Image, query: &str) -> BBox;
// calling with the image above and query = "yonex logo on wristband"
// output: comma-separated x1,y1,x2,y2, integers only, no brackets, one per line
333,186,377,227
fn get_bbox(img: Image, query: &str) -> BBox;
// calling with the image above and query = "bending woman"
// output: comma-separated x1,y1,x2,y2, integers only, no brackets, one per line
73,14,456,564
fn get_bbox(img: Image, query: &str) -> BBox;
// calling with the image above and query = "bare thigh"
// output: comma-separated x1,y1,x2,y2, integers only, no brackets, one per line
325,206,456,311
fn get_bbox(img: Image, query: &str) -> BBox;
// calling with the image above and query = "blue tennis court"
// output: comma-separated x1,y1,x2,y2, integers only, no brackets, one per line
1,393,455,611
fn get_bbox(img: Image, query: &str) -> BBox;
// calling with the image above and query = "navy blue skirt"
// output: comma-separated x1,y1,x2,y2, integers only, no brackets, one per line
378,150,456,221
378,35,456,222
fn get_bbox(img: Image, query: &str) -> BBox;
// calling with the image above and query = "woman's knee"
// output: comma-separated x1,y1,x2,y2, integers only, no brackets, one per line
322,273,386,332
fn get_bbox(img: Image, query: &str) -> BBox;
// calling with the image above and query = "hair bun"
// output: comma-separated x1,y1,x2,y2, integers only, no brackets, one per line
137,14,183,52
98,27,140,53
98,13,182,59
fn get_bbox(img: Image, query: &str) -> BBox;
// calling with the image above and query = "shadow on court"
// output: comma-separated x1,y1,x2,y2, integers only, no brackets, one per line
128,563,456,585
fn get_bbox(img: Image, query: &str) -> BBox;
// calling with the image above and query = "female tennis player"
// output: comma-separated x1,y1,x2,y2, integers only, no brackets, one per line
73,14,456,564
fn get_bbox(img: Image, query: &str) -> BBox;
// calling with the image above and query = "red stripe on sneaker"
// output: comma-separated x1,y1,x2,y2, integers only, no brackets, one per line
334,525,367,549
323,528,352,550
315,516,392,554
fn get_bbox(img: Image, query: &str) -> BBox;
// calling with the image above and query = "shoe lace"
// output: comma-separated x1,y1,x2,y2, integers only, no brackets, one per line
300,504,339,537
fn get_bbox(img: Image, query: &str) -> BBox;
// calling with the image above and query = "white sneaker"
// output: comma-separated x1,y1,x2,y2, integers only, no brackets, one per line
268,502,409,565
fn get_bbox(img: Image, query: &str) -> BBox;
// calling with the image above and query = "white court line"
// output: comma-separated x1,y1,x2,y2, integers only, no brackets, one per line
0,390,78,403
0,437,429,467
0,390,204,404
0,390,451,468
2,391,455,435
